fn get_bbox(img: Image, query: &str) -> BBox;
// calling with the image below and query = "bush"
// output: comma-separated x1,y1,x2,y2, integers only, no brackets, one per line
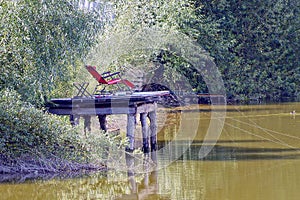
0,89,126,174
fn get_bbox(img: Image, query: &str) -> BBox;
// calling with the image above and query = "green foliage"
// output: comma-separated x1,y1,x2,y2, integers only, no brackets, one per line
195,0,300,100
110,0,197,33
0,0,132,174
0,0,102,106
0,89,127,173
0,89,77,158
87,0,207,92
148,50,206,92
97,0,300,100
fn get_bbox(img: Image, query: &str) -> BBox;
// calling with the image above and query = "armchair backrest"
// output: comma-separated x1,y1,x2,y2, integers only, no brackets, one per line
85,65,108,84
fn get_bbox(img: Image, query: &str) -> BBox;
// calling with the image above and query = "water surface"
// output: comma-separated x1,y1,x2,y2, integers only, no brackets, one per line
1,102,300,200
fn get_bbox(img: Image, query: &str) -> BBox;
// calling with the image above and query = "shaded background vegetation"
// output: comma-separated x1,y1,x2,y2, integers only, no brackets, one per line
194,0,300,100
92,0,299,101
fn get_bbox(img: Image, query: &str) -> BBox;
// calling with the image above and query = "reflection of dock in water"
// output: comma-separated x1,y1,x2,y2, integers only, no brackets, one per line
115,152,164,200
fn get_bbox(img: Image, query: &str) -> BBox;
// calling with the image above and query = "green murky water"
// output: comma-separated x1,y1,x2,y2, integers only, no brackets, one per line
1,102,300,200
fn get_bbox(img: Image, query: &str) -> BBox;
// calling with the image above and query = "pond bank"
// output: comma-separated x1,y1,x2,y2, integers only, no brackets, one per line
0,155,106,183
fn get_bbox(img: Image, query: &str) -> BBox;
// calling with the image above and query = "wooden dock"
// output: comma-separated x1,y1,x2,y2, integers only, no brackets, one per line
47,91,170,153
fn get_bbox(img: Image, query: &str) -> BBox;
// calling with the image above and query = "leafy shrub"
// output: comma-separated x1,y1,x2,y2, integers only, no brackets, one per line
0,89,126,174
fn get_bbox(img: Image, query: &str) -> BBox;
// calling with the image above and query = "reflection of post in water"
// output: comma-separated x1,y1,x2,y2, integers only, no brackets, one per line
121,152,158,199
161,111,181,142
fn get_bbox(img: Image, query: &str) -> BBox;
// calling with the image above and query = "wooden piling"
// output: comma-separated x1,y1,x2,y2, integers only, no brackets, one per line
70,115,80,126
83,115,91,134
126,113,136,152
97,114,107,131
148,110,158,151
140,112,149,153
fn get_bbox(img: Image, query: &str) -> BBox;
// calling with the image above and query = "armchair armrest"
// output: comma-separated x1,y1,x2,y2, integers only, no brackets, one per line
102,71,120,79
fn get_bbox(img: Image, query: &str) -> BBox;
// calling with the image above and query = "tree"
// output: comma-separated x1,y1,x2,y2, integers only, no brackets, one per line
86,0,216,94
87,0,300,100
0,0,103,105
195,0,300,100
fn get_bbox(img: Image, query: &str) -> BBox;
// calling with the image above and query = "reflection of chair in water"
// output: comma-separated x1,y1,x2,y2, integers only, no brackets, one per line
85,65,135,94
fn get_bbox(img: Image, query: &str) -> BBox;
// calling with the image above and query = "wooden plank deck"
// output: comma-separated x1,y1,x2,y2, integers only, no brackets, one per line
46,91,170,153
47,91,169,115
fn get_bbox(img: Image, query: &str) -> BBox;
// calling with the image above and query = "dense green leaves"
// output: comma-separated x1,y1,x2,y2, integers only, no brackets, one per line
0,89,74,158
195,0,300,100
0,0,102,106
87,0,206,92
0,0,121,174
110,0,197,32
103,0,300,100
2,0,297,102
0,89,127,173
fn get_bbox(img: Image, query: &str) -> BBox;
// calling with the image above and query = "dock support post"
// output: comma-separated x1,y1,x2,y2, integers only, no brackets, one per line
70,115,80,126
83,115,91,134
148,109,157,151
126,113,136,152
140,112,149,153
97,114,107,132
